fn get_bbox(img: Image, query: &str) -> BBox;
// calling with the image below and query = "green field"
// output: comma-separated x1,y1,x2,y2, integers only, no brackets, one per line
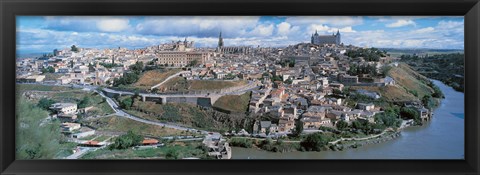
17,84,72,92
47,90,114,116
81,142,208,159
83,115,187,137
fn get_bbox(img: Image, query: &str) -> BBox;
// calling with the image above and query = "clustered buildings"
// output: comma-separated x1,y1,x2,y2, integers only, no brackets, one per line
17,31,415,139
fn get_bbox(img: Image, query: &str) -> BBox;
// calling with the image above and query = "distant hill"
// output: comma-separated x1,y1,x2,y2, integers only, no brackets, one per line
381,48,464,57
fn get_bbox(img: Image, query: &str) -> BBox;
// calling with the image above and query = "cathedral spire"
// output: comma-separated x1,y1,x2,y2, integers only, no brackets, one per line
218,31,224,48
336,30,340,35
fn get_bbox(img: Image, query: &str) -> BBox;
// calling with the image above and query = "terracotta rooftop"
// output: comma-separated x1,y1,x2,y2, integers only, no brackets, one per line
142,139,159,145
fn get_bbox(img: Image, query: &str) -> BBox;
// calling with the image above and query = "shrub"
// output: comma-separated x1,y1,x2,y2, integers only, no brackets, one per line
300,133,332,151
109,131,143,150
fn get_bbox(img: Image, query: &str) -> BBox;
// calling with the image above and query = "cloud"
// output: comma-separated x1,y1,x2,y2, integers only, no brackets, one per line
16,16,465,53
437,20,463,29
285,16,363,27
96,17,130,32
135,16,260,38
386,19,416,28
411,27,435,34
307,24,356,34
276,22,292,36
42,16,131,33
248,24,274,37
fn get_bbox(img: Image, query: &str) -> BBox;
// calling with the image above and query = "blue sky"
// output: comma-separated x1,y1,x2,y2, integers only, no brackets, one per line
16,16,464,54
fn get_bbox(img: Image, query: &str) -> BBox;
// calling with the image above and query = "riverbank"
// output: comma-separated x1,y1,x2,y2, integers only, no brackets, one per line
231,79,464,159
229,129,402,153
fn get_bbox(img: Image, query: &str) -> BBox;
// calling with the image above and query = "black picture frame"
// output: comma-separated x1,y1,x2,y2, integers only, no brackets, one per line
1,0,479,174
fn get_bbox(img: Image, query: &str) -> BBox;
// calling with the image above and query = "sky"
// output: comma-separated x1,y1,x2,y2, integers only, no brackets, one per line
16,16,464,54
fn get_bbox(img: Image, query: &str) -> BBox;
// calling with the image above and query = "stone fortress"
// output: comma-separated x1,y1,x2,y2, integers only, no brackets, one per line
311,30,341,45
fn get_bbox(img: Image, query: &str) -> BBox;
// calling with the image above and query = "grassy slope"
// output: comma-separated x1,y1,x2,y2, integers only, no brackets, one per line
81,142,206,159
17,84,114,116
17,84,72,92
387,63,433,98
83,115,185,137
188,80,247,90
130,100,218,130
157,76,188,91
213,92,251,113
158,78,248,92
350,63,433,102
48,90,114,115
349,86,417,102
134,69,182,88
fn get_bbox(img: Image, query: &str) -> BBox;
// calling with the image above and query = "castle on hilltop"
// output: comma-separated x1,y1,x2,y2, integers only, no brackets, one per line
311,30,341,45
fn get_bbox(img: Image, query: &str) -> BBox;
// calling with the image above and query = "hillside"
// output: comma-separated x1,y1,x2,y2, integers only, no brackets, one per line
156,78,248,92
349,63,434,103
128,99,248,132
349,85,418,102
133,69,182,89
400,53,464,92
387,63,433,98
83,115,185,137
213,92,251,113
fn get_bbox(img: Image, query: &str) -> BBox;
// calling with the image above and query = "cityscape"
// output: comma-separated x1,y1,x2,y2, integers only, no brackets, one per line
16,16,464,159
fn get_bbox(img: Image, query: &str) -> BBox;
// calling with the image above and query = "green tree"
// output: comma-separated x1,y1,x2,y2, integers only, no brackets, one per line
374,110,401,128
292,120,303,137
78,96,91,108
284,78,293,84
41,66,55,74
422,95,435,109
37,98,56,111
300,133,331,151
120,98,133,110
108,131,143,150
400,107,421,124
129,61,144,74
165,149,180,159
71,45,78,52
336,120,348,131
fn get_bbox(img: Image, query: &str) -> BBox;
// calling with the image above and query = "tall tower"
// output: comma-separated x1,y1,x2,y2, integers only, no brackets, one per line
218,31,224,50
336,30,341,45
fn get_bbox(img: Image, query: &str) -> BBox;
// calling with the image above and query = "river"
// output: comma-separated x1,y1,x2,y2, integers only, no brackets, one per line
232,80,465,159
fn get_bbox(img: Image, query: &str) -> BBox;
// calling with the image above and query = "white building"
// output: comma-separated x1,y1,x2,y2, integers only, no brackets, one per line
357,103,375,111
50,103,77,114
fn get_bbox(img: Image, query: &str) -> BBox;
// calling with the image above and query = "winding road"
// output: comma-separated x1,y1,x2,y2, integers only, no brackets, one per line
94,88,222,139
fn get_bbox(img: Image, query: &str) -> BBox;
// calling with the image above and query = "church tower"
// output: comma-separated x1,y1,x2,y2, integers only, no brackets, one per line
217,31,224,52
336,30,341,45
